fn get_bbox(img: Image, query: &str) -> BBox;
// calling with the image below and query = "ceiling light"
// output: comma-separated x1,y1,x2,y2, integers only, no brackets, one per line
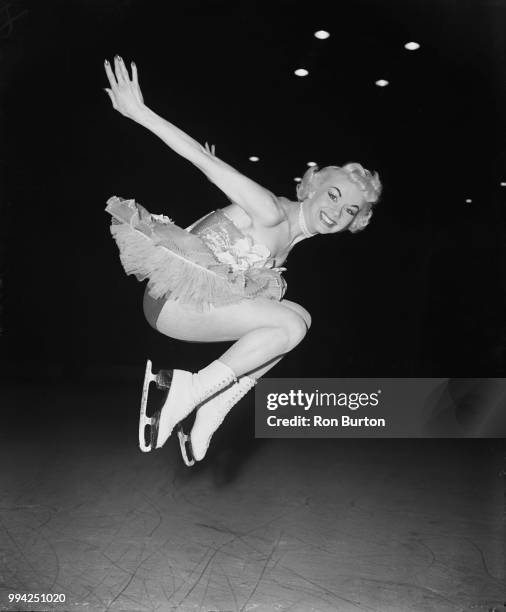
294,177,302,182
249,156,259,162
500,182,506,187
314,30,330,40
294,68,309,77
404,42,420,51
465,199,472,203
375,79,389,87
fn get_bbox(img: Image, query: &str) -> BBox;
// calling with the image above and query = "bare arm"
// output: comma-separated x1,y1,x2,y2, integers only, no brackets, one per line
104,56,280,224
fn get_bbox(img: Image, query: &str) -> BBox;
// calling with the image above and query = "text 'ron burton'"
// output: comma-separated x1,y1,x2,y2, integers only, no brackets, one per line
267,415,387,427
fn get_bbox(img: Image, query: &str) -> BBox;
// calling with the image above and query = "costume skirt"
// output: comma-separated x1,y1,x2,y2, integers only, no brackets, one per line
106,196,286,311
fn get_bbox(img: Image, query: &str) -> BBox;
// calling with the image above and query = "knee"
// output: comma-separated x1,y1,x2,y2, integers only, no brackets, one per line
282,301,312,330
278,313,308,351
299,306,312,330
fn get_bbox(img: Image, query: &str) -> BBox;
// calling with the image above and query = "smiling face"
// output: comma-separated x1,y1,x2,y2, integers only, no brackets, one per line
305,170,366,234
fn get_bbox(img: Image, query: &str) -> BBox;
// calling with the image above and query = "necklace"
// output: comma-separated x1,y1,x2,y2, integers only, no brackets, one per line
298,201,315,238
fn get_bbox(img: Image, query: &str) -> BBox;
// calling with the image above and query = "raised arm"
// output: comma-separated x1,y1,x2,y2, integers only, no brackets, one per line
104,56,280,224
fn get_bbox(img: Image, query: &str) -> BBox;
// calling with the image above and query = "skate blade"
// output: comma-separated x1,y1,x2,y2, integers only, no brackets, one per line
177,425,195,467
139,359,158,452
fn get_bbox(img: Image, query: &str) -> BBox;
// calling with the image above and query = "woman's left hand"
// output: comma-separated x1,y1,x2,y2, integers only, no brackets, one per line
104,56,146,121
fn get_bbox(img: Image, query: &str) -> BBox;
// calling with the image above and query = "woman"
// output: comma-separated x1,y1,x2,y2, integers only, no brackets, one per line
104,56,382,466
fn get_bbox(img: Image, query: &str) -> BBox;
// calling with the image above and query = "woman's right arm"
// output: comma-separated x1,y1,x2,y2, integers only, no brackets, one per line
104,56,281,225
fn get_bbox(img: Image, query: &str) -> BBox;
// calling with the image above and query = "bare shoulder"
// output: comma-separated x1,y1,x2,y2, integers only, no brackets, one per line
248,190,285,226
269,195,295,225
198,149,285,225
259,194,289,227
223,194,286,229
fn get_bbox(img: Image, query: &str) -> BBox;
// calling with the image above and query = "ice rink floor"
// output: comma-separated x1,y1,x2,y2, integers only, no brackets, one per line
0,379,504,612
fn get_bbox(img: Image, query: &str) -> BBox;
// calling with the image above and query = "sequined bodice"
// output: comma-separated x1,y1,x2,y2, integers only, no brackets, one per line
187,209,276,272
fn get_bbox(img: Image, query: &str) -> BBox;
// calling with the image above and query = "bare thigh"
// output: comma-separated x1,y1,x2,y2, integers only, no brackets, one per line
155,298,309,342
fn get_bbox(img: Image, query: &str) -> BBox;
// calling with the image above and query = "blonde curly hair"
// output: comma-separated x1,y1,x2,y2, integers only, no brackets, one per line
296,163,382,233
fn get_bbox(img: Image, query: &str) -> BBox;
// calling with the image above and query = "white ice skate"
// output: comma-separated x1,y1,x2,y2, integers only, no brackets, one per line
139,359,171,453
189,375,256,462
139,358,237,453
177,425,195,466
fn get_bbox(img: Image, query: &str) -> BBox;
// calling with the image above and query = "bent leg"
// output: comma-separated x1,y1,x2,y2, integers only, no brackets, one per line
153,298,311,462
280,299,312,330
155,298,309,378
239,299,312,379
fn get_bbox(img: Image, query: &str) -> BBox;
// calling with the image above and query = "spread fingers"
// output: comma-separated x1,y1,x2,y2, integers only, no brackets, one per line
114,55,129,84
104,59,118,89
131,61,140,87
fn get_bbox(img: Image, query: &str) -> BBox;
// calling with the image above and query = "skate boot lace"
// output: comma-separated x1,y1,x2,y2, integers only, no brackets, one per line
209,378,257,430
192,371,237,407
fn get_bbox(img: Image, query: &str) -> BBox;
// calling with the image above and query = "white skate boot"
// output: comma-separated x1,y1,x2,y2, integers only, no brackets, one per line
187,375,256,463
139,359,236,453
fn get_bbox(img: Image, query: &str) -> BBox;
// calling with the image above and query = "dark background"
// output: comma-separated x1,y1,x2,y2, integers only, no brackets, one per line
1,0,505,381
0,7,504,608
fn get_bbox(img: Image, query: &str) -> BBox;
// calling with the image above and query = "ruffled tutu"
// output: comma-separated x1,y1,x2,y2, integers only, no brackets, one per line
106,196,286,311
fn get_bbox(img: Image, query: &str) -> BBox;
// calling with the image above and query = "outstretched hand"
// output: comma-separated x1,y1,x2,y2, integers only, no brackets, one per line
104,56,146,121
